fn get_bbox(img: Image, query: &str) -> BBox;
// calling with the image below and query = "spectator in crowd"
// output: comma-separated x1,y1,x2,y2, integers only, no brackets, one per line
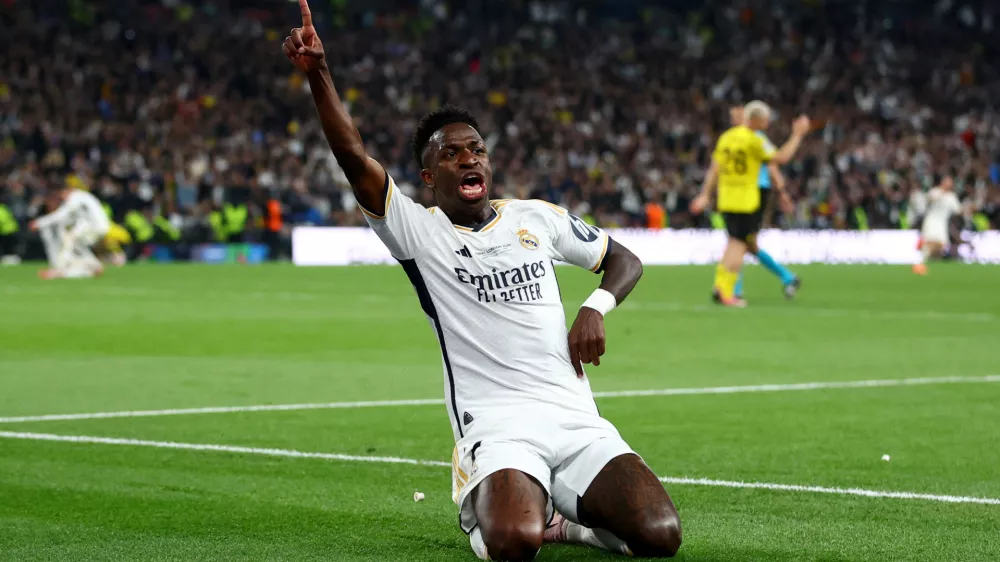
1,0,998,262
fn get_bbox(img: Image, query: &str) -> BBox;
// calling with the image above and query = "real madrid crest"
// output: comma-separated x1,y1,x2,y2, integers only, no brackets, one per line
518,228,540,250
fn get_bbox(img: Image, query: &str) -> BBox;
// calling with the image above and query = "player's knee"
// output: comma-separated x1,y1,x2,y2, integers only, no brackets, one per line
631,510,682,558
481,518,543,561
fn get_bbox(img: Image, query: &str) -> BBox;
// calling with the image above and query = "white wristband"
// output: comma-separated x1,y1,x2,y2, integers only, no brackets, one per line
581,288,617,316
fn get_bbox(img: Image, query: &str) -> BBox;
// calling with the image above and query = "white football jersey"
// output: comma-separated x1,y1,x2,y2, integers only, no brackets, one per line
36,189,110,235
921,188,961,241
364,173,612,441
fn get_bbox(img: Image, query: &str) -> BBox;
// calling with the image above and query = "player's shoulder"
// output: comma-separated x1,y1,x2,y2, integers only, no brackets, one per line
492,198,568,224
71,189,97,203
719,125,751,143
718,126,738,139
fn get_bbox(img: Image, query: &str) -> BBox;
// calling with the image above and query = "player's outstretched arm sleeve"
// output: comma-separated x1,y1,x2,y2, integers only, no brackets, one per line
544,204,612,274
363,172,436,260
34,197,76,228
540,202,643,306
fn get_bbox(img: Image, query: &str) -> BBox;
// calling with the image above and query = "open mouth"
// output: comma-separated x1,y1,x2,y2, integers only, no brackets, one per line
458,173,487,201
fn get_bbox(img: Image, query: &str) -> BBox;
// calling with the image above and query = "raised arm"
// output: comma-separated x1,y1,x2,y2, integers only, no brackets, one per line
31,195,74,230
771,115,811,165
283,0,387,215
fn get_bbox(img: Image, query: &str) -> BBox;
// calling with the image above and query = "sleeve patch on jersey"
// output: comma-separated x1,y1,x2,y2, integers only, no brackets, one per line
358,172,393,220
591,236,612,273
569,214,600,243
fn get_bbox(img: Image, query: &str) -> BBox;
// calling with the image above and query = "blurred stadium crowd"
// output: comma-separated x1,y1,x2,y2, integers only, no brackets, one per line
2,0,999,260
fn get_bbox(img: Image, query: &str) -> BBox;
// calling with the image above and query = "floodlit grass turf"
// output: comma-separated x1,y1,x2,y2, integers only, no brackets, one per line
1,263,999,561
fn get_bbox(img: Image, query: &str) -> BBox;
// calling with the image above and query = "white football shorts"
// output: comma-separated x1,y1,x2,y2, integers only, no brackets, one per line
921,219,950,245
451,406,636,534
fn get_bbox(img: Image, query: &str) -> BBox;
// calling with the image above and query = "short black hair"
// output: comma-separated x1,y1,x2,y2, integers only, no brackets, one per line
411,105,481,169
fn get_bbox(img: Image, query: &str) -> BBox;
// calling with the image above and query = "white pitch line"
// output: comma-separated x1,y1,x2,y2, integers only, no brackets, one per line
1,430,997,507
592,375,1000,399
0,431,450,468
1,375,998,425
624,302,997,322
658,477,1000,506
0,398,446,424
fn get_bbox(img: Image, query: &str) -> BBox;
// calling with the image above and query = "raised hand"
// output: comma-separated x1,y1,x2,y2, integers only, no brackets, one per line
792,115,811,137
568,308,606,378
283,0,326,73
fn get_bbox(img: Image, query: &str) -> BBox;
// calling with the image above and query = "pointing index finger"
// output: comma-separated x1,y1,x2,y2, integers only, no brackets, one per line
299,0,313,28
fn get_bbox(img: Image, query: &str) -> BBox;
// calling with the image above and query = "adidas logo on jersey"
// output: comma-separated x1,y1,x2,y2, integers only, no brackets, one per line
463,411,474,425
455,246,472,258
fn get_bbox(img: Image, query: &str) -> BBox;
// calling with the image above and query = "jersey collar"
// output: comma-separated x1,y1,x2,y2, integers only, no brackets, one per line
453,206,500,233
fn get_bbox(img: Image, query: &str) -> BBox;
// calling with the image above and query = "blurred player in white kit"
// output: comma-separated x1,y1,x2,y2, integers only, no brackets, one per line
29,185,110,279
913,176,961,275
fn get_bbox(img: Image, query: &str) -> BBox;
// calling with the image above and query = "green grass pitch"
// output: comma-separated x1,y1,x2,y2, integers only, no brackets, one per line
1,263,998,561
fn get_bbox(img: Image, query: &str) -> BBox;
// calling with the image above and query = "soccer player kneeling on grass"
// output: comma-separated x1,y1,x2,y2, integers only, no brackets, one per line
283,1,681,559
691,101,811,307
29,183,111,280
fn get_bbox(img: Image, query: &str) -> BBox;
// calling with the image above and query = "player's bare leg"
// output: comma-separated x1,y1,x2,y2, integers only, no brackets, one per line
913,241,941,275
471,469,548,561
546,454,681,557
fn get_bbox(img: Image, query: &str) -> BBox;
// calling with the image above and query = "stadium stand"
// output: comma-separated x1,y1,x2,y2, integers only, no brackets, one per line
2,0,999,261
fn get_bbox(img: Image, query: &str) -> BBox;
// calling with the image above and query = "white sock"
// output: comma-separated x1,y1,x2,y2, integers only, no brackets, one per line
566,521,632,556
470,527,490,560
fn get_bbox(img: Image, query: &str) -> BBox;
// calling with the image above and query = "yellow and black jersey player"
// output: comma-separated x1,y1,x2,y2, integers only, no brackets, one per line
691,101,811,307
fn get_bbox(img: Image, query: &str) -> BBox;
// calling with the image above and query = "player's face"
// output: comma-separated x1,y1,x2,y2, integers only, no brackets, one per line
748,115,769,131
422,123,492,217
941,176,954,190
